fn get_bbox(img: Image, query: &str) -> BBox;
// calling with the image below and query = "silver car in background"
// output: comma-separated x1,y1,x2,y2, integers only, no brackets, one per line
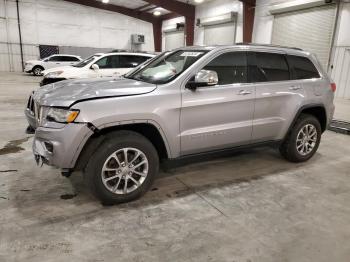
25,44,335,204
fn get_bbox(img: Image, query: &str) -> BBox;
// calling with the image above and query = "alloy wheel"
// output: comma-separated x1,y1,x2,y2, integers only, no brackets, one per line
296,124,317,156
101,148,149,195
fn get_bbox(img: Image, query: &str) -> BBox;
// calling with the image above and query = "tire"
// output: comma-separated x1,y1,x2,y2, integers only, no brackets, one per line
32,66,44,76
84,131,159,204
279,114,321,162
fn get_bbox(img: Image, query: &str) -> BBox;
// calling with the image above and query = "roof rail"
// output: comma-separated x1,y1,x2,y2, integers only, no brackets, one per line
236,42,303,51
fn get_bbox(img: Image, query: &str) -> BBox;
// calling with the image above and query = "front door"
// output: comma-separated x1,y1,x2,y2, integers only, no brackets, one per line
180,51,255,155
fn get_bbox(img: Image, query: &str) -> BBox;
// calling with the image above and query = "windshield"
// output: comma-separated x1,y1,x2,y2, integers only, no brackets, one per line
125,50,208,84
73,55,101,68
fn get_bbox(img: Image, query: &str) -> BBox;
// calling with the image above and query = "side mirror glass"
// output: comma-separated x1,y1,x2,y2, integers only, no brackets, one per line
91,64,99,71
186,70,218,90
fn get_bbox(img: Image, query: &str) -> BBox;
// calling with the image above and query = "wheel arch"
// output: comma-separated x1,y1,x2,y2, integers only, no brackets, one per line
287,104,328,137
74,121,171,171
33,64,44,70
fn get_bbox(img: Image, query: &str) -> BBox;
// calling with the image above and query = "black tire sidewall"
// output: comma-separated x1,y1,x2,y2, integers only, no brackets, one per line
33,66,43,76
85,132,159,204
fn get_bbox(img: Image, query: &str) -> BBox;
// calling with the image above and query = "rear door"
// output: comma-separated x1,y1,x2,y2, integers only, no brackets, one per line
44,55,64,69
94,55,120,77
180,51,255,155
61,56,81,66
249,51,305,142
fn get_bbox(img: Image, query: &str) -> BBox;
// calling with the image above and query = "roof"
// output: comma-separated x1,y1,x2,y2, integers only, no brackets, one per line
102,52,155,57
176,44,310,56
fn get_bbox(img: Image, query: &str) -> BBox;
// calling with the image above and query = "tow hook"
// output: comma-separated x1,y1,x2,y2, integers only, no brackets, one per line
61,169,72,178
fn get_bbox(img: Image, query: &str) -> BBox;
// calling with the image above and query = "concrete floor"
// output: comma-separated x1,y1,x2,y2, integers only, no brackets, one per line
0,72,350,262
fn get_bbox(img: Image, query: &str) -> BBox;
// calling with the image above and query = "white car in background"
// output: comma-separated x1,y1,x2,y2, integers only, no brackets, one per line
24,54,82,76
40,52,155,86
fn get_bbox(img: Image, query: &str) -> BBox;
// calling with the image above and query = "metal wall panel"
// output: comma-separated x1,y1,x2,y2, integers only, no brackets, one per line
272,4,336,70
164,31,185,51
203,22,236,45
331,47,350,99
58,46,112,59
0,43,39,72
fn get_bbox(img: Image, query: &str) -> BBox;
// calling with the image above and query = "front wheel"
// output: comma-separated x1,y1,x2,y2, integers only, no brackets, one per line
32,66,43,76
280,114,322,162
84,131,159,204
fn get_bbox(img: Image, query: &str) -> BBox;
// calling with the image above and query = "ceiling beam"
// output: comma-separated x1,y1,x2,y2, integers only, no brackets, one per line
63,0,157,23
134,3,153,11
159,12,182,21
142,0,195,17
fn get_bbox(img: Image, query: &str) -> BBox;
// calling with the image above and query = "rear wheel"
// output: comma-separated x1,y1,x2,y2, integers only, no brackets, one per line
280,114,321,162
84,131,159,204
32,66,44,76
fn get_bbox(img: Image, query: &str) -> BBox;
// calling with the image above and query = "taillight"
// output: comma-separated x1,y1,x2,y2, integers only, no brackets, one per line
331,83,336,92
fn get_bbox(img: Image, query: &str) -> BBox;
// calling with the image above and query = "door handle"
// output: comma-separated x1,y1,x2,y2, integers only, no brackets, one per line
238,90,252,95
289,86,301,90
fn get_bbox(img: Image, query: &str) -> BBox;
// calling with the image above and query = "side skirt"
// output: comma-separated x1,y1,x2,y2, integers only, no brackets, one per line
162,140,282,170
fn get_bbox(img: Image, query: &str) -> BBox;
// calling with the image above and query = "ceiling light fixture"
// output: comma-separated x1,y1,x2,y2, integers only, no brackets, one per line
194,0,204,3
102,0,109,3
153,10,161,16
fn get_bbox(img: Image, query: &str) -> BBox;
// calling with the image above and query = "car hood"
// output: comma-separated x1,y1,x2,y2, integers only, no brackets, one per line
43,66,76,75
25,60,41,64
32,77,157,107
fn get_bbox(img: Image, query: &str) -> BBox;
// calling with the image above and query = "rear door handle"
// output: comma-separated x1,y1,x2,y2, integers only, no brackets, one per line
238,90,252,95
289,86,301,90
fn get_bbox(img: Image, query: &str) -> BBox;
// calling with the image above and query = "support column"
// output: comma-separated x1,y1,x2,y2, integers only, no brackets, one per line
153,21,162,52
185,16,195,46
242,0,256,43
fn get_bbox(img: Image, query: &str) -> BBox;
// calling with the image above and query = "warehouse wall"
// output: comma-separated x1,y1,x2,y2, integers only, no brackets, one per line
0,0,154,72
252,0,350,99
161,0,243,51
331,2,350,99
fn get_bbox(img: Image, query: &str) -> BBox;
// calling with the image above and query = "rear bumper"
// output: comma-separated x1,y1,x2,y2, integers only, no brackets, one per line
33,124,93,169
40,77,66,86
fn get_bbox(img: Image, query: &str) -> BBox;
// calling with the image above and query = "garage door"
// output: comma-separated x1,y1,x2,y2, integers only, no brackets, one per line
204,22,236,46
164,31,184,51
272,4,336,70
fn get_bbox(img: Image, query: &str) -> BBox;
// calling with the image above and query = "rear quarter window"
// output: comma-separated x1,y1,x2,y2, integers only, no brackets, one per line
287,55,320,80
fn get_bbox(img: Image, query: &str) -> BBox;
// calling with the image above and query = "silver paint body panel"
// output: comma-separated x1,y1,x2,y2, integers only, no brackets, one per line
29,45,335,169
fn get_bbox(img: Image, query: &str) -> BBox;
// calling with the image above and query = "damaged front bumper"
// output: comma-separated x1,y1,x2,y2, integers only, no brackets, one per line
32,123,93,169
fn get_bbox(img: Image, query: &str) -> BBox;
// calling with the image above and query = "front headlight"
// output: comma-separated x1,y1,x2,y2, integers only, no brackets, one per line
46,108,79,123
45,71,64,78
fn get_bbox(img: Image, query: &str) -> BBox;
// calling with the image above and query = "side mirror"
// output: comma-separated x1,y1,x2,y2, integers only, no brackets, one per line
186,70,218,90
91,64,99,71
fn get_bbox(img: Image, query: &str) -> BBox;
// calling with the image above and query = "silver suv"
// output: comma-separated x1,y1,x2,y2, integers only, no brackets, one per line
25,44,336,204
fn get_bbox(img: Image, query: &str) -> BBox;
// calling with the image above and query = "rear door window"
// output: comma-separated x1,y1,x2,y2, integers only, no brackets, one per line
48,56,64,62
95,55,119,69
203,52,247,85
118,55,150,68
248,52,290,82
287,55,320,79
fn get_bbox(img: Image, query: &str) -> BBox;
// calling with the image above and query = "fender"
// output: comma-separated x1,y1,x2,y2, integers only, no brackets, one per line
284,103,327,140
73,119,172,171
